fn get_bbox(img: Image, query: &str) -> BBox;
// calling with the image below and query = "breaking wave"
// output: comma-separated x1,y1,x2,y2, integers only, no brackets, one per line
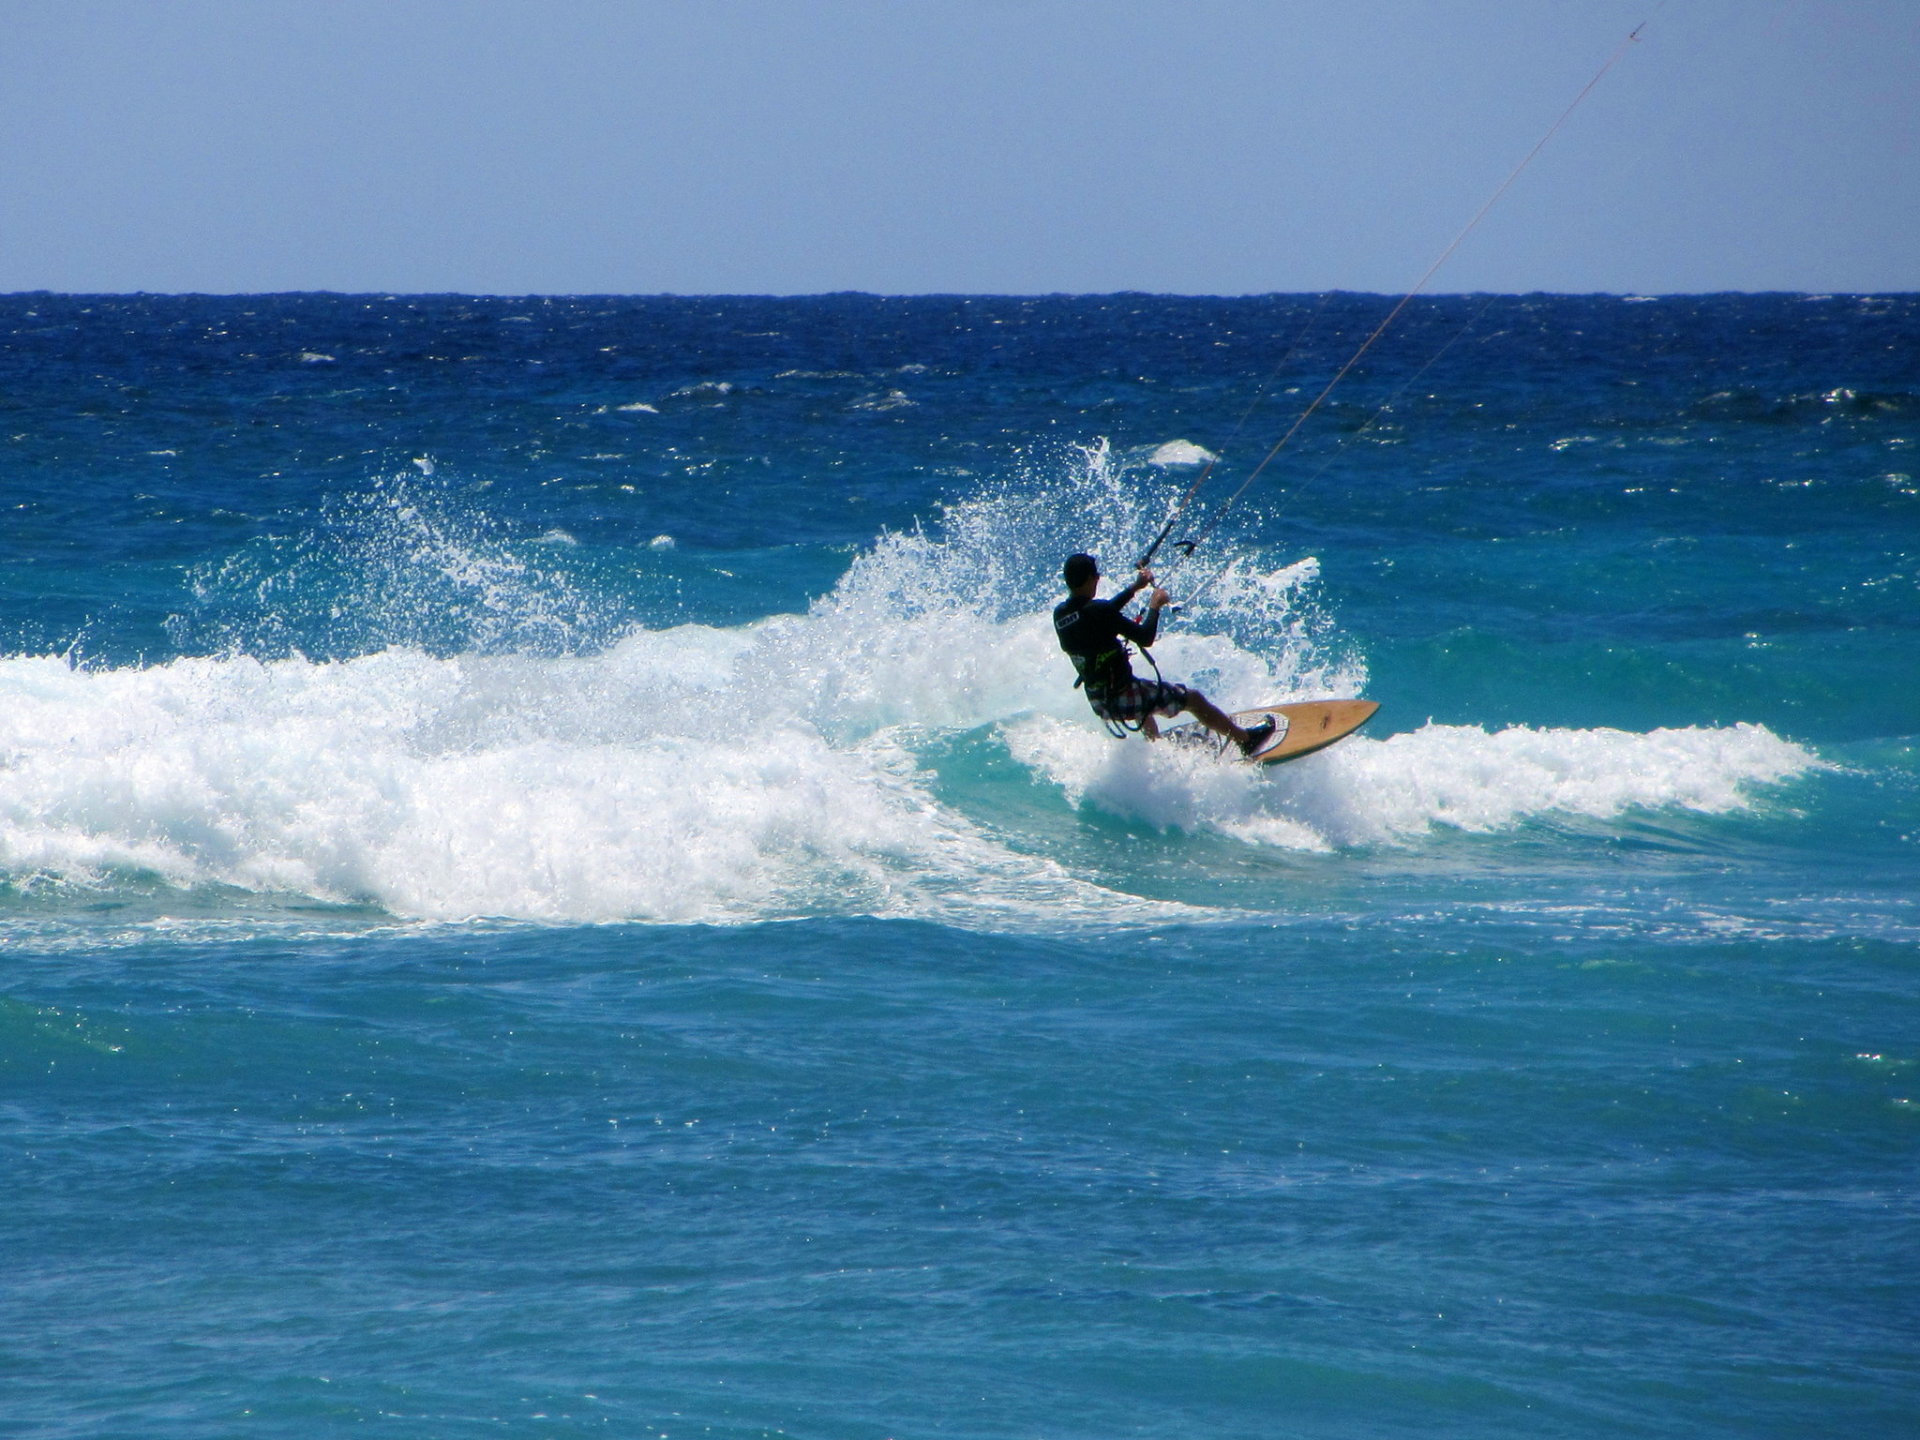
0,444,1818,927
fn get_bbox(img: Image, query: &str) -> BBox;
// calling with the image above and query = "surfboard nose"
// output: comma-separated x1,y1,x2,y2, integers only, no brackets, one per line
1240,699,1378,764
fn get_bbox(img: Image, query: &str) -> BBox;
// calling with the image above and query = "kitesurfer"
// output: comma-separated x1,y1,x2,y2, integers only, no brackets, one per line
1053,552,1274,753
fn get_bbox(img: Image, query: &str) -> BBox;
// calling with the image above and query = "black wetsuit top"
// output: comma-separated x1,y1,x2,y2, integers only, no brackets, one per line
1053,583,1161,696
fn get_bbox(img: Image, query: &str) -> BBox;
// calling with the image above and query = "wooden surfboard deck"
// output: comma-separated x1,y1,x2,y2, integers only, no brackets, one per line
1163,699,1379,766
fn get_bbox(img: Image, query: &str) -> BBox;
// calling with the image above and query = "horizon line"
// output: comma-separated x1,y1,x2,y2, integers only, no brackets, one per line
3,288,1914,302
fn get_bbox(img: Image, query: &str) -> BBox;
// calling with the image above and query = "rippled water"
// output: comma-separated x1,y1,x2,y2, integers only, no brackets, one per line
2,292,1915,1437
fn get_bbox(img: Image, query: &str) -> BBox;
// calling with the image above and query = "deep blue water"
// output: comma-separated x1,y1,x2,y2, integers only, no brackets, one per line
1,292,1916,1438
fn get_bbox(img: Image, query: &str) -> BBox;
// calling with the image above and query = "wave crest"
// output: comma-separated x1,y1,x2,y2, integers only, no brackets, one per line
1004,715,1816,849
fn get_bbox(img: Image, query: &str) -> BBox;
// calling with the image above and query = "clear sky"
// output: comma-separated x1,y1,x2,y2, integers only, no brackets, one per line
4,0,1914,295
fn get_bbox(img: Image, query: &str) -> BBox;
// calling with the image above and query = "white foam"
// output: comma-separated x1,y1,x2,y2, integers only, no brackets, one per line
0,644,1201,928
669,381,733,400
1148,439,1217,468
0,440,1362,925
1005,715,1817,849
0,442,1818,924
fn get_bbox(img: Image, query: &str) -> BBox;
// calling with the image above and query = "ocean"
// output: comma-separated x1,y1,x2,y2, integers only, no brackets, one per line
1,291,1915,1438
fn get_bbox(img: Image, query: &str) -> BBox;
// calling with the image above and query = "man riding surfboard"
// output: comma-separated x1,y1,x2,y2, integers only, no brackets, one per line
1053,552,1273,755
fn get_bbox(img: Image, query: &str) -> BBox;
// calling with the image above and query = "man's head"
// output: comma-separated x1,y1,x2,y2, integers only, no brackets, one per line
1063,552,1099,592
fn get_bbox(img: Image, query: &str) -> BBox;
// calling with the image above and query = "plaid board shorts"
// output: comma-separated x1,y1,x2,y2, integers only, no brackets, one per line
1086,678,1192,723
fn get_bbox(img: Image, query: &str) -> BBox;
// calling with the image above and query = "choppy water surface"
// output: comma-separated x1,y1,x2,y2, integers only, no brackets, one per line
2,293,1916,1437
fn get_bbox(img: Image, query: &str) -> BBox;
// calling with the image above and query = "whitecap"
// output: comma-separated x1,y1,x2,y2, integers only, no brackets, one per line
0,644,1192,930
4,435,1814,931
1148,439,1217,468
1005,714,1817,851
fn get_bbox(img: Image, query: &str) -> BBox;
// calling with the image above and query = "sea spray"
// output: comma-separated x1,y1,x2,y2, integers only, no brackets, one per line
1,442,1817,922
0,645,1203,926
3,295,1913,1440
165,470,626,660
1001,715,1816,846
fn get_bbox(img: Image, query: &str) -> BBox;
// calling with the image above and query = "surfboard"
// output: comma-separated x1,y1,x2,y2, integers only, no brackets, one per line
1163,699,1378,765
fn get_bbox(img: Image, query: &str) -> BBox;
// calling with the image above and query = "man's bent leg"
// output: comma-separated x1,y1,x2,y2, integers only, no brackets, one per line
1181,690,1251,748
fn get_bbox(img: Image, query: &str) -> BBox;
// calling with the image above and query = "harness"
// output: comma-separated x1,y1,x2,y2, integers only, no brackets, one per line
1057,589,1172,738
1071,641,1170,739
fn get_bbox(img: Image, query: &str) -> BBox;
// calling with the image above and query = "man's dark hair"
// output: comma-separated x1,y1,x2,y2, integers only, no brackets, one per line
1063,553,1099,587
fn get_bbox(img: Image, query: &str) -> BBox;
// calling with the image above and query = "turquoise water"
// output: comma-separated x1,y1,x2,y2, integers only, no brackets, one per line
1,293,1916,1437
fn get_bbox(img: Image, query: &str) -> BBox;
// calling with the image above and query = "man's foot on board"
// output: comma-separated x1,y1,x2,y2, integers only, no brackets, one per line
1236,716,1277,756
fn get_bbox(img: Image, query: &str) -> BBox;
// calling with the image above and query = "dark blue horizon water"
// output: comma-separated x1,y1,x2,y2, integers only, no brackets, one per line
2,292,1916,1438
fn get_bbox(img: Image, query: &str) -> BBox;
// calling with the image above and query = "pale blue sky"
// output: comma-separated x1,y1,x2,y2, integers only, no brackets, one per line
4,0,1914,295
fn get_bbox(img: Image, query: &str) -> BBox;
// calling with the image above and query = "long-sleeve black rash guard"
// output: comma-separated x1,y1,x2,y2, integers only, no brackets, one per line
1052,582,1161,695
